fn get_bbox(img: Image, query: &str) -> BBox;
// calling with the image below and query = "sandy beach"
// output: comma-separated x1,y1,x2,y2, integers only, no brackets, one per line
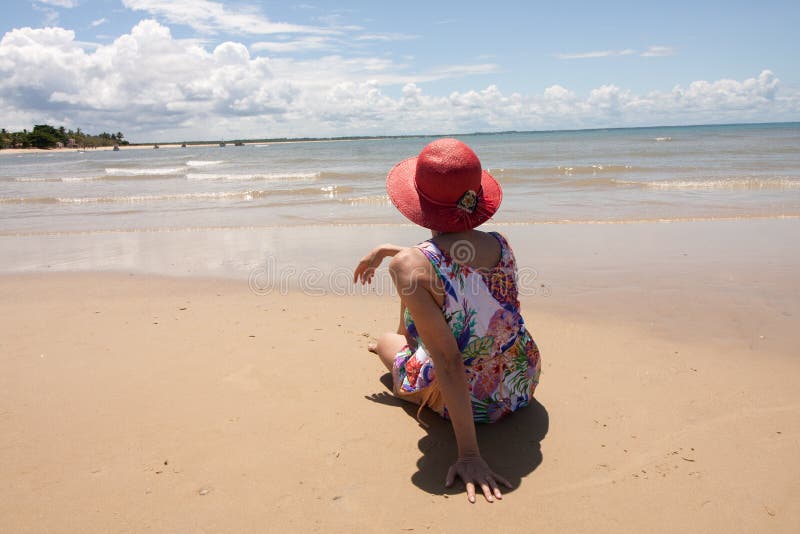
0,137,387,157
1,219,799,532
0,144,232,156
2,0,798,527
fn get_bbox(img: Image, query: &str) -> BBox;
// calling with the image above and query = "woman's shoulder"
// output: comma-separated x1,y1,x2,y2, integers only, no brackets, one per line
389,246,435,277
389,247,444,299
486,230,511,249
485,231,518,270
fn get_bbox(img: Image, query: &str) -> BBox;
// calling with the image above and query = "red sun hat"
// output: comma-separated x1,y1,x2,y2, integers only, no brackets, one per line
386,138,502,232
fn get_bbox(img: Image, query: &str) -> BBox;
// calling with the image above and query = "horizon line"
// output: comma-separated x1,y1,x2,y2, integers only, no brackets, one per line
134,120,800,145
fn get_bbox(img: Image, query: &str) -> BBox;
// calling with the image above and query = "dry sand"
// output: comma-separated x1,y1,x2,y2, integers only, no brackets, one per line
0,144,224,156
0,137,384,156
1,265,798,532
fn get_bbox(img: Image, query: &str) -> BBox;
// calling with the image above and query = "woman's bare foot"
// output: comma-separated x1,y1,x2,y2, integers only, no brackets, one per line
368,340,378,353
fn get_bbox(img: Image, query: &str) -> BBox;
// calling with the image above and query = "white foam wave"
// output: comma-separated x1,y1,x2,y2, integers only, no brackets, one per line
105,167,186,176
13,177,58,183
14,176,104,183
186,173,230,181
62,176,106,182
618,178,800,190
186,160,224,167
319,185,354,198
343,194,391,206
557,164,634,174
53,190,271,203
186,171,320,181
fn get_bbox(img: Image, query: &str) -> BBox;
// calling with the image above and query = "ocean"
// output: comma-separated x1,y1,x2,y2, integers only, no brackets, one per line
2,123,799,235
1,122,799,279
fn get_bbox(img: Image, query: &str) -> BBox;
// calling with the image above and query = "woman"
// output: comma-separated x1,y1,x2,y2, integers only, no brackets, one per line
354,138,541,503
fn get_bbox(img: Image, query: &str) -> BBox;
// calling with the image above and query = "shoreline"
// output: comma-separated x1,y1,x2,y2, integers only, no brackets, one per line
2,213,799,237
0,137,397,156
2,217,798,358
0,143,229,155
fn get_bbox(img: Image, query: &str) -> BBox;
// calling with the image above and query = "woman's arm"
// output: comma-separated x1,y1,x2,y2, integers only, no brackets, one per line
389,248,511,503
353,243,405,285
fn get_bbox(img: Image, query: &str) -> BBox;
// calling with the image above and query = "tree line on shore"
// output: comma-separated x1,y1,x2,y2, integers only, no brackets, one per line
0,125,129,149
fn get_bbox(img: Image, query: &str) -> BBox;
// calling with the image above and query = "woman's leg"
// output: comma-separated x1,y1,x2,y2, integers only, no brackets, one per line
368,301,407,358
397,302,408,336
366,301,412,392
372,332,407,372
369,331,431,410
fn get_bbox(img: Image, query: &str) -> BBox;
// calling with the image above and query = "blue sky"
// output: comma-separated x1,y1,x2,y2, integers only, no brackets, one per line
1,0,798,141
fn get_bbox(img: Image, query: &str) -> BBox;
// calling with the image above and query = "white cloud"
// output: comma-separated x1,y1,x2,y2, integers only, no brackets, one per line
251,37,331,54
557,46,676,59
36,0,78,7
556,49,635,59
31,3,60,25
0,21,796,141
90,17,108,28
354,33,419,42
313,13,361,31
641,45,675,57
543,85,574,100
121,0,329,35
674,70,780,108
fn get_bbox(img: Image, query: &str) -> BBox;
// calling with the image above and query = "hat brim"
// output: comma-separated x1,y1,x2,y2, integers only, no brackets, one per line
386,156,502,232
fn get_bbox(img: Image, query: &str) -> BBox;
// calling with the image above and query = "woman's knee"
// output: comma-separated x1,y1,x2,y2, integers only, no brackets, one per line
376,332,407,371
377,332,405,352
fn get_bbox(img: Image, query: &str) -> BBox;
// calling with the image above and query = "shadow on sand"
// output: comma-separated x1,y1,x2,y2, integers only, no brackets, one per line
366,373,549,496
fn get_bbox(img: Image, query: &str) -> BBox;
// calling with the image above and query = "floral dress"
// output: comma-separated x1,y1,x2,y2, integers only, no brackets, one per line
393,232,542,423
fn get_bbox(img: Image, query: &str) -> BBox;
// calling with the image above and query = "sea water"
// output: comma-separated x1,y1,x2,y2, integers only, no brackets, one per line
1,123,799,235
1,123,799,277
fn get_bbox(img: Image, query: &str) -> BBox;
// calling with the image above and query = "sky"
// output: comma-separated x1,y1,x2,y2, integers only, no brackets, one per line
1,0,798,142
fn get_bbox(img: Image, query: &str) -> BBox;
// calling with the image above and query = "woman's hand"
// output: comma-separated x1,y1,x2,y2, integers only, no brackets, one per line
445,455,512,503
353,244,403,285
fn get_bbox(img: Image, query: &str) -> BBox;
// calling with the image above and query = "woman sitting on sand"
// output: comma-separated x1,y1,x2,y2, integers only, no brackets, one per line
354,139,542,503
